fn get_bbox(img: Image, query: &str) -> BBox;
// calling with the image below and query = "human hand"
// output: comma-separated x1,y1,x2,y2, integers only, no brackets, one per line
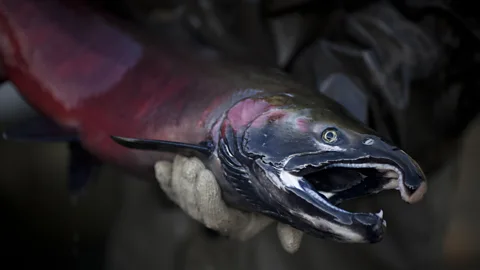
154,155,303,253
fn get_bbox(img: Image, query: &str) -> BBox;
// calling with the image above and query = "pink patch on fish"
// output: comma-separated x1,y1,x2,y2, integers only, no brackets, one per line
295,117,310,132
199,96,227,128
250,110,287,128
227,99,272,131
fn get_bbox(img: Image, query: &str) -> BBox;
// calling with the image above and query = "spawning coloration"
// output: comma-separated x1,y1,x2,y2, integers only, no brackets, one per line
0,0,426,243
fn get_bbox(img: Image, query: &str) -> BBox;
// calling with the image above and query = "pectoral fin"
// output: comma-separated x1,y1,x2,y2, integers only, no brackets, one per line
110,136,214,157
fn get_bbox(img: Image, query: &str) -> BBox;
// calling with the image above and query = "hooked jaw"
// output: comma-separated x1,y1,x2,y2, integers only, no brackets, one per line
379,164,427,204
278,146,427,243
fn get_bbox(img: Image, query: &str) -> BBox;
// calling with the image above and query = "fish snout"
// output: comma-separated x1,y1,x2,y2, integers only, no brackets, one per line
395,150,428,204
400,175,427,204
367,137,428,204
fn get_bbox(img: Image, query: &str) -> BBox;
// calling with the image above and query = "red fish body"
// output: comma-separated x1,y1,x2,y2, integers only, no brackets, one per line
0,0,289,173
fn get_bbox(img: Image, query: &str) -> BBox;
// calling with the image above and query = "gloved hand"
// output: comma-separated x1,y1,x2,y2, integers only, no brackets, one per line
154,155,303,253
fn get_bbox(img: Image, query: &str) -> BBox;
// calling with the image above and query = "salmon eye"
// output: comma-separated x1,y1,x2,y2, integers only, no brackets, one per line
322,129,338,144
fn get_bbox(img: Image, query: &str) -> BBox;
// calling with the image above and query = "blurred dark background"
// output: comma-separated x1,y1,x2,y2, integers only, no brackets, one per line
1,0,480,269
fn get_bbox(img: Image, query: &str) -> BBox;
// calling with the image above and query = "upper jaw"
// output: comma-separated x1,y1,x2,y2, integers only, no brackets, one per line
320,161,425,204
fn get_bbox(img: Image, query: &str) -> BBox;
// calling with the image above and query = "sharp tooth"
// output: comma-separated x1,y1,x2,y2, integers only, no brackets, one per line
385,171,398,179
383,179,398,190
375,209,384,219
382,219,387,227
318,191,335,199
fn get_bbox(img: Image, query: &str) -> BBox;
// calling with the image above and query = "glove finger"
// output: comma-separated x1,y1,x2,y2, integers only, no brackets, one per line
277,223,303,254
172,155,203,220
195,168,273,240
154,161,175,200
195,168,242,234
180,156,205,179
171,155,188,209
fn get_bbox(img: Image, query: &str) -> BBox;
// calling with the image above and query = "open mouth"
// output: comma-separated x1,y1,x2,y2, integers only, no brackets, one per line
303,160,405,207
284,158,415,229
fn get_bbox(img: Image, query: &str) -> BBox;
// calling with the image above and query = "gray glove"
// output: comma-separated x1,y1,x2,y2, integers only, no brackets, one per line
154,155,303,253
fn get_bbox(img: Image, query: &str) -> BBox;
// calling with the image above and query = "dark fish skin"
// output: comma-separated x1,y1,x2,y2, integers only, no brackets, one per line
0,0,427,242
